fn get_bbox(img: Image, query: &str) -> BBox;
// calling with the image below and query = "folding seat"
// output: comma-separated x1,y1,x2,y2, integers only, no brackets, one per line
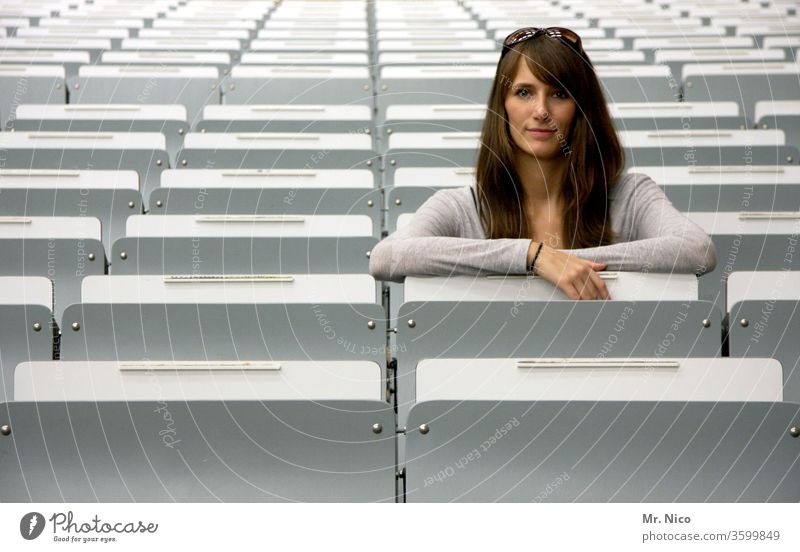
101,51,232,77
0,65,65,128
686,211,800,313
0,277,53,402
250,38,369,54
682,62,800,124
0,399,395,501
377,52,498,70
762,36,800,59
224,65,372,107
382,104,486,147
756,100,800,149
0,169,141,247
377,29,487,41
71,65,220,127
654,48,786,82
139,27,252,46
633,36,756,63
728,271,800,402
152,17,259,39
376,38,497,55
10,104,189,168
631,164,800,211
735,24,800,47
112,212,376,275
619,128,797,166
383,131,479,188
616,26,730,49
121,36,243,58
0,131,168,202
257,29,368,40
0,216,105,320
405,395,799,501
37,16,145,36
0,37,112,63
0,50,88,91
15,26,128,48
609,101,745,131
197,104,373,136
595,65,676,103
240,52,369,66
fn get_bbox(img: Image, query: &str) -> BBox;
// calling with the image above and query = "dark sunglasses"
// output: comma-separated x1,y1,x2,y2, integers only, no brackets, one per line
501,27,583,57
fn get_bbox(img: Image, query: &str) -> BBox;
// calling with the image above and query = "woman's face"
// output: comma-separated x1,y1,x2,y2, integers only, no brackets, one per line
503,59,576,161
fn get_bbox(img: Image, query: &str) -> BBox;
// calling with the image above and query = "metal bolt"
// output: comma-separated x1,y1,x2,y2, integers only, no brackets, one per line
128,201,135,208
740,318,749,327
0,424,10,436
389,159,396,166
120,252,128,260
372,423,383,434
364,128,370,134
701,319,711,328
394,198,402,206
201,128,207,133
790,427,800,438
155,200,163,208
71,322,81,331
762,123,768,129
787,156,794,163
229,83,235,90
367,320,376,330
181,159,188,166
367,199,374,207
366,159,373,167
74,83,80,89
366,250,371,258
407,319,416,328
156,159,163,166
88,253,96,261
386,128,393,135
211,84,217,90
686,81,693,88
419,423,430,435
381,84,388,91
178,128,185,135
33,322,42,332
56,83,62,89
362,84,369,91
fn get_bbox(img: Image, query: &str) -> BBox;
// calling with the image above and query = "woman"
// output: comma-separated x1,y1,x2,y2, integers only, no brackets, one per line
369,27,716,299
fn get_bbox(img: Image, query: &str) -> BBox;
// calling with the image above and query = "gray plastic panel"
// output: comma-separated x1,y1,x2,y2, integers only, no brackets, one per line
60,303,388,376
0,400,396,502
624,145,799,167
6,119,188,167
661,183,800,212
110,237,377,275
225,76,373,107
382,149,476,188
0,305,53,402
0,239,105,321
701,235,800,313
0,147,167,204
148,187,382,238
730,300,800,403
0,188,141,247
406,400,800,502
0,74,65,128
396,301,721,427
613,116,746,131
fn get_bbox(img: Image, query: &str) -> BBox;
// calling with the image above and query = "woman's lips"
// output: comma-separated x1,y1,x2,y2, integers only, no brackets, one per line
526,128,556,138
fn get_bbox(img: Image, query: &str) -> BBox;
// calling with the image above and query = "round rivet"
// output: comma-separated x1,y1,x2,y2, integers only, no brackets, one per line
740,318,749,327
156,159,163,166
394,198,402,206
178,128,185,135
364,128,370,134
367,320,376,330
0,424,10,436
155,200,163,208
761,123,768,129
71,322,81,331
787,156,794,163
372,423,383,434
407,319,416,328
701,318,711,328
381,84,388,91
739,125,745,130
362,84,369,91
181,159,187,166
33,322,42,332
229,84,235,90
201,128,207,133
366,160,373,166
127,201,135,208
386,128,393,135
74,83,80,89
686,81,693,88
366,250,371,258
367,199,374,207
389,159,396,166
211,84,217,90
790,427,800,438
88,253,96,261
419,423,430,435
120,252,128,260
56,83,62,89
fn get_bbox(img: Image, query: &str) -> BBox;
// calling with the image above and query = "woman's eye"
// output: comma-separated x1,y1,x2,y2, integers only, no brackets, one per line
553,90,567,99
516,88,530,98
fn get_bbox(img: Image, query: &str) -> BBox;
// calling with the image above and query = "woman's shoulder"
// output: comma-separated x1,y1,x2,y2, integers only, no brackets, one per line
611,171,657,196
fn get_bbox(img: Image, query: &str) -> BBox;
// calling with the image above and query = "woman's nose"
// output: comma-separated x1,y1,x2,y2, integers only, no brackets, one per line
530,94,550,120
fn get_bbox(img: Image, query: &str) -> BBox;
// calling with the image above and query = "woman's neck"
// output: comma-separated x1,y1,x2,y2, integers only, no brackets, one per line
514,152,568,210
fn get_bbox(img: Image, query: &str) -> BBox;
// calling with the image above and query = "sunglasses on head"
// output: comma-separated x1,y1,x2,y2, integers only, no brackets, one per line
501,27,583,58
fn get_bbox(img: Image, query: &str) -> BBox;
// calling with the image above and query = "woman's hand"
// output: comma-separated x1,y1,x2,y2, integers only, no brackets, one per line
527,241,610,300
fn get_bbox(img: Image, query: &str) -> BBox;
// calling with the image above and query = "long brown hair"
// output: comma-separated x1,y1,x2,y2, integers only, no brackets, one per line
475,35,624,247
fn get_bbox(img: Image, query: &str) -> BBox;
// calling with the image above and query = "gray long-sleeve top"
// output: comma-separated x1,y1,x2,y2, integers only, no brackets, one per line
369,172,717,283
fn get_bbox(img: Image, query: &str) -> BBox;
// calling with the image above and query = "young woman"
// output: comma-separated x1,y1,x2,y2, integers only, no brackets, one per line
369,27,716,300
